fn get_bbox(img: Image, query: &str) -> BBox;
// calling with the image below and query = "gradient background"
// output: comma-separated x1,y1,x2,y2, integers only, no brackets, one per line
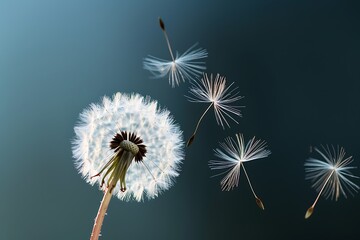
1,0,359,239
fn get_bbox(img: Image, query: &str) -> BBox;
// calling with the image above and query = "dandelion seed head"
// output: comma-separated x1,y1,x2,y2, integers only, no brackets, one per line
186,73,244,129
143,44,208,87
209,133,271,191
305,145,359,201
72,92,184,202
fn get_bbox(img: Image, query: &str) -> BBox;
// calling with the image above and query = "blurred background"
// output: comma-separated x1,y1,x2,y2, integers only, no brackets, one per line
0,0,359,239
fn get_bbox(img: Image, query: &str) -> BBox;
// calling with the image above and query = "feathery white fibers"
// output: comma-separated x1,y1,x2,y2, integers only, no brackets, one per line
186,73,243,129
72,92,184,201
143,44,208,88
209,133,271,191
305,145,359,200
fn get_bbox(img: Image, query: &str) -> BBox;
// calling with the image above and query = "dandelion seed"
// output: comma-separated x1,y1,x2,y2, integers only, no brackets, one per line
143,17,207,87
72,92,184,240
209,133,271,210
186,73,243,146
304,145,359,219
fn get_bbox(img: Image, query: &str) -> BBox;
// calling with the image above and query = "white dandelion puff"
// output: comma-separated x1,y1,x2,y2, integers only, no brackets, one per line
72,92,184,239
209,133,271,210
186,73,243,146
143,18,207,87
304,145,359,219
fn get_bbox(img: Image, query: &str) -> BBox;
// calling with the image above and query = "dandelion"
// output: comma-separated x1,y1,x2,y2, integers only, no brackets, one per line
186,73,243,146
209,133,271,210
143,17,207,87
304,145,359,219
72,92,184,240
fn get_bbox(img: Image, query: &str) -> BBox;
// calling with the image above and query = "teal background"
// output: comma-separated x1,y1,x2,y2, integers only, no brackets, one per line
0,0,359,239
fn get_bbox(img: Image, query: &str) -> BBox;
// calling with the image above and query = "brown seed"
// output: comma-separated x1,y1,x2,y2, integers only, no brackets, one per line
305,206,314,219
187,135,195,147
159,17,165,31
256,197,265,210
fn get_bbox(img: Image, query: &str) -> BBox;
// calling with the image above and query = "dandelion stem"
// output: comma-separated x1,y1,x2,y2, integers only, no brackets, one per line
187,102,214,147
159,18,175,62
305,169,335,219
241,163,265,210
90,183,114,240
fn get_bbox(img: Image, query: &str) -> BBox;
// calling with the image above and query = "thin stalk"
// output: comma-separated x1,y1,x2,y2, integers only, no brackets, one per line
241,163,265,210
89,148,136,239
90,184,114,240
163,31,175,62
305,169,335,219
187,102,213,147
159,18,175,62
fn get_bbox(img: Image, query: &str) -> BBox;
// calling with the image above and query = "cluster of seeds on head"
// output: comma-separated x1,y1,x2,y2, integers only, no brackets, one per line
91,131,147,193
110,131,147,162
